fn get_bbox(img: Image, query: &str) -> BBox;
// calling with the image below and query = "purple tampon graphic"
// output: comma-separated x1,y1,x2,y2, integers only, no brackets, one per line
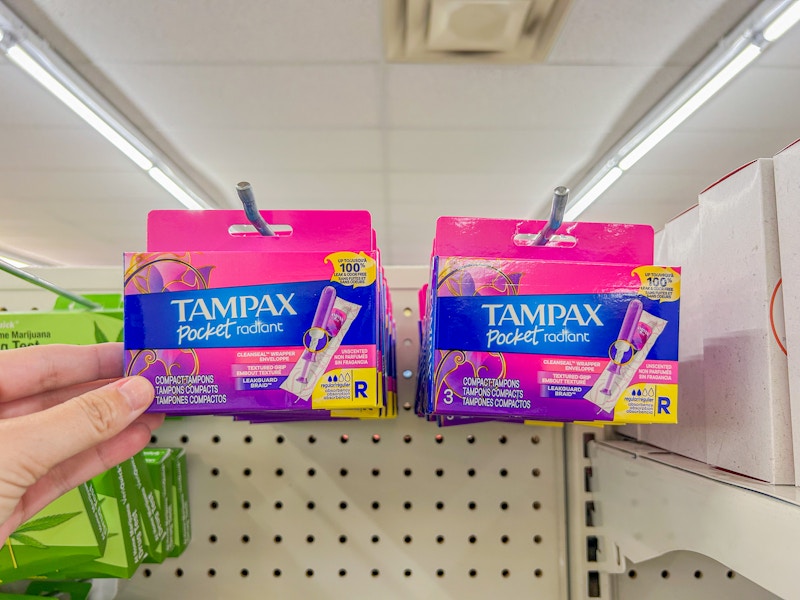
297,286,337,383
326,308,347,338
600,298,643,395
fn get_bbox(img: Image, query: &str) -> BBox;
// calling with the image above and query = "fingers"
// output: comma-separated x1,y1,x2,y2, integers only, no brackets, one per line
0,343,124,403
0,378,117,420
3,376,155,483
0,413,162,543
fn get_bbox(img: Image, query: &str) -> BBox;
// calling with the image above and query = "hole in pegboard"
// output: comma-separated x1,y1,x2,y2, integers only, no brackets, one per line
210,501,219,510
307,468,316,477
372,569,380,577
403,501,412,510
274,501,283,510
371,535,380,543
276,435,285,444
502,569,510,578
340,501,348,510
588,571,601,597
402,369,414,379
143,569,152,578
340,434,349,444
273,569,281,577
243,468,252,477
241,569,249,578
339,535,347,544
208,569,216,578
212,435,221,444
372,433,381,443
276,468,284,477
403,307,413,317
404,569,412,577
500,501,509,510
436,501,444,510
468,535,477,544
403,434,412,444
306,535,315,544
403,338,413,347
307,501,315,510
661,570,670,579
175,568,184,577
372,468,380,477
533,501,541,510
180,435,189,444
436,569,445,577
628,570,637,579
339,569,347,577
403,401,412,411
468,501,477,510
583,433,596,458
209,534,217,543
534,569,543,578
727,570,735,579
499,468,508,477
150,435,158,444
242,501,251,510
274,535,282,544
404,468,412,477
340,468,348,477
372,501,380,510
469,569,477,577
436,535,445,544
468,468,476,477
244,435,253,444
435,468,444,477
404,535,412,544
241,535,250,544
533,535,542,544
306,569,314,578
532,468,541,477
584,467,593,493
435,434,444,444
694,570,703,579
210,468,219,477
308,435,316,444
499,435,507,445
501,535,509,544
467,434,475,444
531,435,540,445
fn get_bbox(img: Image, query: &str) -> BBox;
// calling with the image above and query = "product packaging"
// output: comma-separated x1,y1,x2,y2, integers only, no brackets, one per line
142,448,176,561
0,294,123,351
25,580,92,599
127,453,166,561
699,158,792,483
637,206,707,461
124,210,391,418
0,483,107,583
168,448,191,557
773,139,800,485
418,217,680,424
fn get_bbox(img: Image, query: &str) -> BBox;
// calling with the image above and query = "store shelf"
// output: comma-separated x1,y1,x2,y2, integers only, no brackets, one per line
590,439,800,600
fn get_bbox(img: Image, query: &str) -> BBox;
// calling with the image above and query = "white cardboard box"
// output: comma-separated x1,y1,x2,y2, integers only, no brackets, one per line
638,205,706,462
699,158,793,484
773,139,800,486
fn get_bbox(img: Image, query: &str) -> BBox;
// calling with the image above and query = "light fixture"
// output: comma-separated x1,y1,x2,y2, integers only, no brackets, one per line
0,254,29,268
563,0,800,221
0,2,213,211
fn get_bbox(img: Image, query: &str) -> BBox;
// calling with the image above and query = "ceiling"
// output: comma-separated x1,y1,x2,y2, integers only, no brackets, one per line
1,0,799,267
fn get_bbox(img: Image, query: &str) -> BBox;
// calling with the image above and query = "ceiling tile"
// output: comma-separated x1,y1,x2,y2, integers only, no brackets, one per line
550,0,758,66
31,0,382,63
386,64,659,129
0,65,87,126
100,64,382,129
387,129,600,173
0,128,137,170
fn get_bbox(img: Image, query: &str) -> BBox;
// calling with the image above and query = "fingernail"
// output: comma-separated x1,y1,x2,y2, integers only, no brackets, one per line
117,377,155,411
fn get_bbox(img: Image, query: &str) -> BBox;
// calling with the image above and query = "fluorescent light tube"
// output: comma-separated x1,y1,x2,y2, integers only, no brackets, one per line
148,167,205,210
6,45,153,170
619,43,761,171
0,254,29,268
565,168,623,221
763,0,800,41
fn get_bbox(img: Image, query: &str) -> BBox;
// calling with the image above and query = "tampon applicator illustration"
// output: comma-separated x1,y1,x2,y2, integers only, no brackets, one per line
600,298,643,395
297,286,337,384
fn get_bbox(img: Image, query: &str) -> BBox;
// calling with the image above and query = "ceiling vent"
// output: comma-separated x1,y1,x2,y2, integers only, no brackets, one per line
385,0,573,63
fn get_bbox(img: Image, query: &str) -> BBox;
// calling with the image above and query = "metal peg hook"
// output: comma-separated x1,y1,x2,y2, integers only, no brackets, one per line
236,182,276,236
532,186,569,246
0,258,103,310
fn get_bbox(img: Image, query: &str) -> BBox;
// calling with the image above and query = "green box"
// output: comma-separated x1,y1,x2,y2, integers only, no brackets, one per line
126,454,166,561
142,448,175,563
168,448,191,557
0,483,107,583
53,463,146,579
0,305,123,350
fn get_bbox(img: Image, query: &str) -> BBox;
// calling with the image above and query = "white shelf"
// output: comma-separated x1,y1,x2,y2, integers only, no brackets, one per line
590,439,799,600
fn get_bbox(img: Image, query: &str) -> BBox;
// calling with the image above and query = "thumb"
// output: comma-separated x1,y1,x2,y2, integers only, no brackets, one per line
9,376,155,480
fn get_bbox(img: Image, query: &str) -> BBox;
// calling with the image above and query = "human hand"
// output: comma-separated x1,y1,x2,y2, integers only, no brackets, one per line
0,343,163,544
